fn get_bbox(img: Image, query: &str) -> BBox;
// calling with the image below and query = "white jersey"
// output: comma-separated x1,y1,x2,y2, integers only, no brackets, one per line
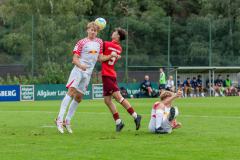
65,37,103,94
73,37,103,75
148,102,172,133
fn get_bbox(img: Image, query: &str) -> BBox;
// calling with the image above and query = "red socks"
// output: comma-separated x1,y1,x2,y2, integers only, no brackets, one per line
113,112,120,121
127,107,135,115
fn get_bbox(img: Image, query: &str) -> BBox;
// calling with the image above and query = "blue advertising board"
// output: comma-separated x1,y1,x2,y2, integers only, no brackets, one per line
0,85,20,101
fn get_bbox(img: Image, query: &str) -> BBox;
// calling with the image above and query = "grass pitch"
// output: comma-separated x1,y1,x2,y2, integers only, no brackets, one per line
0,97,240,160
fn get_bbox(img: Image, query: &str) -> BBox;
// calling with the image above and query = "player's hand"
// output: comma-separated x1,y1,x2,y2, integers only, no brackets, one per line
111,52,118,58
176,90,182,97
79,64,88,71
117,55,121,59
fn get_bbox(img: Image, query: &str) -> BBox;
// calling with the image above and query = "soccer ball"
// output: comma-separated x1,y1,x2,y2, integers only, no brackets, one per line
95,17,106,30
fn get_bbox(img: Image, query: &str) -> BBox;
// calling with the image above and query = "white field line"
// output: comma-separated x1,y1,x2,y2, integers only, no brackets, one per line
41,125,56,128
0,110,240,119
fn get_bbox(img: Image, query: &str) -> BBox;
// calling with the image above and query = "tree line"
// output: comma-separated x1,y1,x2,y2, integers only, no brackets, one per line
0,0,239,84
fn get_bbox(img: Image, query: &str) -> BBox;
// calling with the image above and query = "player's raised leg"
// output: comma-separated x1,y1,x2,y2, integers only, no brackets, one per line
64,91,83,133
112,91,142,130
64,73,90,133
55,88,74,133
55,69,79,134
104,96,124,132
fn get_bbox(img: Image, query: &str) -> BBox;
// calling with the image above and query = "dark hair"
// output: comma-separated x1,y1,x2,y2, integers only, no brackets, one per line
115,27,127,41
198,75,201,78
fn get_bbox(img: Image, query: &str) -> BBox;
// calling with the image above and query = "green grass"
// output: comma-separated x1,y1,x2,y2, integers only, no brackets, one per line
0,97,240,160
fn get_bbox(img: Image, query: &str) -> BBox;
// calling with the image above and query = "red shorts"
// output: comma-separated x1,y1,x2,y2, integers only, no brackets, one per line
102,76,119,96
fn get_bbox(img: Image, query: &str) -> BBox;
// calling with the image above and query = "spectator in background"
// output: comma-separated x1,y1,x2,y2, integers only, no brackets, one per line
177,76,183,97
224,75,237,96
120,86,128,98
166,75,175,92
191,77,198,97
238,78,240,96
196,75,204,97
206,75,214,96
159,68,166,93
177,76,182,90
183,77,192,97
140,75,153,97
214,74,224,96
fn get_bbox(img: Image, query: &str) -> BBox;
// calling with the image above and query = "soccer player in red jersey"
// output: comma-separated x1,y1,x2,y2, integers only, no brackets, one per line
100,28,142,132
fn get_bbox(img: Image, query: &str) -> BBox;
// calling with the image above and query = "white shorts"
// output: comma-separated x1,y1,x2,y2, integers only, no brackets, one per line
148,117,172,134
66,67,91,94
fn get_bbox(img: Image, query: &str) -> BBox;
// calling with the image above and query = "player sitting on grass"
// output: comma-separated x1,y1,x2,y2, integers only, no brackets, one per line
148,90,182,134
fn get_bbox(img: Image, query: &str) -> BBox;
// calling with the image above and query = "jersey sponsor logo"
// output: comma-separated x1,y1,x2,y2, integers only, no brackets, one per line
108,47,121,53
89,50,97,54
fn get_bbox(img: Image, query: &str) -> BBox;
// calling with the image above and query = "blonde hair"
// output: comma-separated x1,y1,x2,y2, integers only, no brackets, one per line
160,91,173,101
87,21,100,31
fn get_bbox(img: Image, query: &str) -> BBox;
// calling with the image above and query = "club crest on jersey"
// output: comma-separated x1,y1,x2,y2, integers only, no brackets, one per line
89,50,97,54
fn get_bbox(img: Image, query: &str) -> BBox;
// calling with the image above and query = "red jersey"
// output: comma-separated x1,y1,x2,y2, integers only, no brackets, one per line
101,40,122,77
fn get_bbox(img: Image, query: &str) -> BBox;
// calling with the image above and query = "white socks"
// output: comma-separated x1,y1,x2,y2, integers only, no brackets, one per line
65,99,79,122
58,94,72,122
156,109,164,129
116,119,122,125
132,112,137,119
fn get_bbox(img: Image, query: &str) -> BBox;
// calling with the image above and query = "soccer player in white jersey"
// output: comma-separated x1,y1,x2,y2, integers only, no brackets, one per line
148,90,182,134
55,22,117,134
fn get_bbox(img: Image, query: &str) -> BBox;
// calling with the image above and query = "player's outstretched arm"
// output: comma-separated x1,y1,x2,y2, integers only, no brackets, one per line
163,91,182,104
98,54,117,62
72,54,88,71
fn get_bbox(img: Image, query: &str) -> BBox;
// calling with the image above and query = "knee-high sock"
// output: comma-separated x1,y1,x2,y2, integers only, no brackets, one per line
113,112,122,125
156,109,164,129
127,107,137,119
57,94,72,122
65,99,79,122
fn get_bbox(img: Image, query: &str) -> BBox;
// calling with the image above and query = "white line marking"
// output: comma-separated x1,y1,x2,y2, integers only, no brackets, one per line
41,125,55,128
0,111,239,119
0,111,57,114
181,115,240,119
